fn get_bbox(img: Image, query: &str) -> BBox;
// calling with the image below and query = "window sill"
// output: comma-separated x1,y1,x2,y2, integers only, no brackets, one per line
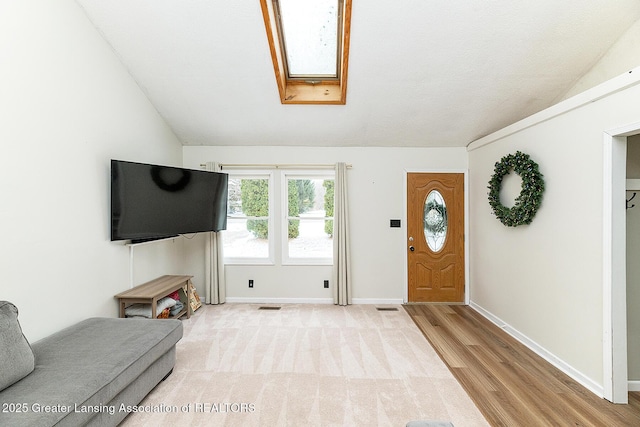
282,260,333,266
224,259,275,266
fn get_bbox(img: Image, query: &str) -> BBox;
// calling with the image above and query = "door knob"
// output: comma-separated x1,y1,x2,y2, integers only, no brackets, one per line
409,246,415,251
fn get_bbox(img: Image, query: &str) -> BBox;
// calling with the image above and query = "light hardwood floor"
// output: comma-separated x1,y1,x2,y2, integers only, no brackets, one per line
404,304,640,427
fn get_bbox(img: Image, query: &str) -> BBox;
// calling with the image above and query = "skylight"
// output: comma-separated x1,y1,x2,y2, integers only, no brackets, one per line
277,0,339,79
260,0,351,104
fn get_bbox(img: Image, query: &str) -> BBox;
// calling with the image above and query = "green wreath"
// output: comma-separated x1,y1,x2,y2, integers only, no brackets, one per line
487,151,545,227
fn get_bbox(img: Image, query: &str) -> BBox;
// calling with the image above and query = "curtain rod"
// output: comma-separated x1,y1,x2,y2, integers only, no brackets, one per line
199,163,352,170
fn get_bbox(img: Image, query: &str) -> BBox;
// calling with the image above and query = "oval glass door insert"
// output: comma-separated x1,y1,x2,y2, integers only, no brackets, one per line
424,190,447,252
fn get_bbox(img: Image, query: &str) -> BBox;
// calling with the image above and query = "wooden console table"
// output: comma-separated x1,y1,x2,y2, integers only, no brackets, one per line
115,275,194,319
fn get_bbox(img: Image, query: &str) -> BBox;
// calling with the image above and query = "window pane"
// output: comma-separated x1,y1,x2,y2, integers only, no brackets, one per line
225,177,270,260
287,178,327,217
287,177,333,260
288,219,333,258
278,0,338,77
224,218,270,258
227,177,244,215
237,178,269,217
424,190,447,252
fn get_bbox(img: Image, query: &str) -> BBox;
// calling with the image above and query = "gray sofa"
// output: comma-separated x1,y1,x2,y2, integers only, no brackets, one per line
0,301,183,427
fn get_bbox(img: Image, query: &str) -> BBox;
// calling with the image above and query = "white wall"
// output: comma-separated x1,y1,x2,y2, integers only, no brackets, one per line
0,1,185,340
183,146,467,303
560,17,640,101
467,71,640,394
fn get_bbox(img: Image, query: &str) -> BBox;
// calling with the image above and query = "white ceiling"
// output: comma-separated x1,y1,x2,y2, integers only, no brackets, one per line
76,0,640,148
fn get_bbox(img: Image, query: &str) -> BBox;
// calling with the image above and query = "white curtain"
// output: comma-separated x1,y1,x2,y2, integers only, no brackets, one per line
333,162,351,305
205,162,226,304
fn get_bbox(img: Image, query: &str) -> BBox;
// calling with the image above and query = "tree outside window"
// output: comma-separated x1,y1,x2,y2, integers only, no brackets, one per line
286,176,333,262
223,171,333,264
224,176,271,260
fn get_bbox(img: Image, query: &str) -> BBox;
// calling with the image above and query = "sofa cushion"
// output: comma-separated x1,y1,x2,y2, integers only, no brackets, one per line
0,317,182,426
0,301,35,392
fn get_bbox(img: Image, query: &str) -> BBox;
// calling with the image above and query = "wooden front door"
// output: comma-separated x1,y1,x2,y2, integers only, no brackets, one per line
407,173,464,302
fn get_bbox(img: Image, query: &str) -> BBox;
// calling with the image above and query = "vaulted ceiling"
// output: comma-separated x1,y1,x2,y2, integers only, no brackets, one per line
76,0,640,148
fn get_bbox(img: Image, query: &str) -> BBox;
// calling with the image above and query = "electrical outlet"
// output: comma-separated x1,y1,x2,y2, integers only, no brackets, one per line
249,279,254,288
324,280,329,289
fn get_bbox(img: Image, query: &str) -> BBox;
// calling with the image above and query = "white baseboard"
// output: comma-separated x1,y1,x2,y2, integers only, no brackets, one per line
222,297,404,305
469,301,604,398
629,381,640,392
224,297,334,304
352,298,404,305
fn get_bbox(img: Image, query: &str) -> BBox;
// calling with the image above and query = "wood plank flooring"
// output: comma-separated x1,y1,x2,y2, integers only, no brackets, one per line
404,304,640,427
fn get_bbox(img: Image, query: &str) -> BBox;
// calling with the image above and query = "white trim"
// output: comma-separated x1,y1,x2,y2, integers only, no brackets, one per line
602,134,614,401
223,258,275,266
403,171,409,303
470,301,604,397
608,120,640,137
403,171,408,303
223,297,404,305
403,169,470,304
351,298,404,305
467,67,640,152
626,179,640,191
224,297,334,304
629,381,640,392
603,127,636,404
280,259,333,266
464,171,470,305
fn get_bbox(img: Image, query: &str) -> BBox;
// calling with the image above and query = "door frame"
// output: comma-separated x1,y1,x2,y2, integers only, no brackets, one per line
403,169,470,304
603,121,640,403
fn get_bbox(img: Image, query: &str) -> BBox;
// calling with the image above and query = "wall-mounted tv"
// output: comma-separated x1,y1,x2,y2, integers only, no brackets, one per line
111,160,228,243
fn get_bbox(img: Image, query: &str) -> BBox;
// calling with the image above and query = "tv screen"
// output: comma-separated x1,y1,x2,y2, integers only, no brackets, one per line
111,160,228,242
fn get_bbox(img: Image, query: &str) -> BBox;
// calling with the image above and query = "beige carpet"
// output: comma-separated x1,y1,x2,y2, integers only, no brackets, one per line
121,304,488,426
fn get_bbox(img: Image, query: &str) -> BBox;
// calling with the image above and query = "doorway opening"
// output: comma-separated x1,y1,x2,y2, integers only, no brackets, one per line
626,135,640,394
604,122,640,403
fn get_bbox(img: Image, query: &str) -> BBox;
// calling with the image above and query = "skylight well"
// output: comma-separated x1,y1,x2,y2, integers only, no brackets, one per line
260,0,351,104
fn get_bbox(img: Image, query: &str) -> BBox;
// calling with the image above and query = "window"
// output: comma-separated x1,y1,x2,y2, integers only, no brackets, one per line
283,174,334,264
224,173,273,264
259,0,352,104
276,0,339,79
223,170,334,265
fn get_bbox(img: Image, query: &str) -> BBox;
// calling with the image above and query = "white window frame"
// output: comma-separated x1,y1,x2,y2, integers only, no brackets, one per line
223,171,275,265
281,170,335,265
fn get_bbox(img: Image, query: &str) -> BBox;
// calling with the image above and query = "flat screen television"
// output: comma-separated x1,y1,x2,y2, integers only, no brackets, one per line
111,160,228,242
